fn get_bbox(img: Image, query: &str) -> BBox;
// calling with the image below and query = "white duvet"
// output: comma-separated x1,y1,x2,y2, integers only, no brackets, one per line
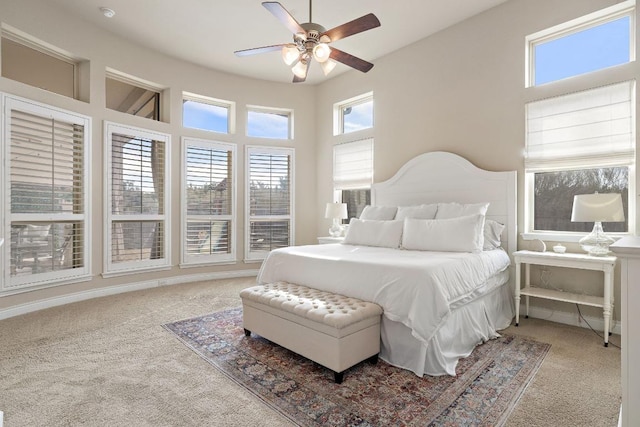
257,243,511,345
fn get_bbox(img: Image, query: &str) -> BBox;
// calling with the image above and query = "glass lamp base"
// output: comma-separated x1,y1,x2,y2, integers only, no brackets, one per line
329,218,343,237
579,221,615,256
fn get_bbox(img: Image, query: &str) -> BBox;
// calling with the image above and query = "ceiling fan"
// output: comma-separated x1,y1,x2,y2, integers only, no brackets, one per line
234,1,381,83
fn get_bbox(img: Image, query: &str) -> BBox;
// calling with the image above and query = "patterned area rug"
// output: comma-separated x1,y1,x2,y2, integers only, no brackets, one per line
163,308,550,427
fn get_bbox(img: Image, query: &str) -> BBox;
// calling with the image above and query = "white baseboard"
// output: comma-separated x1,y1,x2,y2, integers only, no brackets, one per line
519,303,621,335
0,269,259,321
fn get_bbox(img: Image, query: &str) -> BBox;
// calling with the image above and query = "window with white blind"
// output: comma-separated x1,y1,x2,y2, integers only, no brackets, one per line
104,122,170,275
2,95,91,292
181,137,236,265
333,139,373,221
524,80,635,236
245,146,294,261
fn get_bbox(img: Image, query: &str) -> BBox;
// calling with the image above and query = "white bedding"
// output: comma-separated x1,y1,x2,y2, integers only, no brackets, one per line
257,244,511,346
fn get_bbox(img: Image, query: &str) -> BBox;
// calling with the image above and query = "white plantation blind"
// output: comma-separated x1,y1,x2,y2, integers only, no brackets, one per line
6,97,90,290
249,151,291,216
333,139,373,189
246,147,294,258
183,139,235,264
106,123,169,273
10,110,84,214
525,81,635,171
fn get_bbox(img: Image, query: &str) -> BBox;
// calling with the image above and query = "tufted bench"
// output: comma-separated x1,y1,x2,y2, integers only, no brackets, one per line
240,282,383,383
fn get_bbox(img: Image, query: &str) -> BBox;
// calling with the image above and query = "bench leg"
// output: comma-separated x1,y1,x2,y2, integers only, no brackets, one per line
244,328,251,337
333,371,344,384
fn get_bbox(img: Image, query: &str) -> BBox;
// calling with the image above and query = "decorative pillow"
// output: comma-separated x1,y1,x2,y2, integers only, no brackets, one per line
435,202,490,219
402,215,485,253
395,204,438,221
343,219,403,248
359,205,398,221
483,219,505,250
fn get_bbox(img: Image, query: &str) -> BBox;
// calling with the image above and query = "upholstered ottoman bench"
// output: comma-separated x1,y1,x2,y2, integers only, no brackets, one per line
240,282,383,383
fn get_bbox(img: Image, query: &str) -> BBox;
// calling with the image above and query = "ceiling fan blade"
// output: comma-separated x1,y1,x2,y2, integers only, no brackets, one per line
293,61,310,83
234,44,287,57
262,2,305,35
323,13,381,42
329,48,374,73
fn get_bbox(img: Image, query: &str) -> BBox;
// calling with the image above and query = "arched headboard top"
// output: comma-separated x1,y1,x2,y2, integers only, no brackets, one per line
371,151,517,258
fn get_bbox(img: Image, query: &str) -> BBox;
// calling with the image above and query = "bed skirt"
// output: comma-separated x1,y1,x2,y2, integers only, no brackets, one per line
380,278,514,377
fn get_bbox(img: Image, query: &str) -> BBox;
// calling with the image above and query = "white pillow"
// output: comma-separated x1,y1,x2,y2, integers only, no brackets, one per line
402,215,485,253
435,202,489,219
483,219,505,250
343,219,403,248
395,204,438,221
359,205,398,220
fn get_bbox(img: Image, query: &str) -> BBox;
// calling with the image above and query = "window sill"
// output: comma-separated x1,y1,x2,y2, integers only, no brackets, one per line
101,265,172,279
521,231,631,244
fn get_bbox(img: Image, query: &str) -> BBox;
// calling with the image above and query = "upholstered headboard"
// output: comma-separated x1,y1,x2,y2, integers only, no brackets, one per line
371,151,517,260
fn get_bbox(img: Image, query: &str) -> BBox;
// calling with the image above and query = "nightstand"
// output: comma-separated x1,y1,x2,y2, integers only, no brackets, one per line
513,250,616,346
317,236,344,244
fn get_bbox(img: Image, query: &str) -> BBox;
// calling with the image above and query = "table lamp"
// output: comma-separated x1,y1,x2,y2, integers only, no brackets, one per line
325,202,348,237
571,192,624,256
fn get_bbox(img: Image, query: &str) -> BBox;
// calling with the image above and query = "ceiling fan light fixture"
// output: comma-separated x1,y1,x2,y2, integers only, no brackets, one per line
321,59,336,76
312,43,331,63
292,59,308,78
282,45,300,66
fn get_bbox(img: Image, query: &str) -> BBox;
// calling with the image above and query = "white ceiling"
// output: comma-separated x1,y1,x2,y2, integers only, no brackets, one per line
45,0,509,85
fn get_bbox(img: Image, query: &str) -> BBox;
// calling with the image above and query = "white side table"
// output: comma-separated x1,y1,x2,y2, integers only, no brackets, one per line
513,250,616,346
317,236,344,244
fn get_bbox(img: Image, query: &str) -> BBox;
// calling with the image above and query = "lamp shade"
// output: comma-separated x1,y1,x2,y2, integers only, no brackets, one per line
571,193,625,222
325,202,348,219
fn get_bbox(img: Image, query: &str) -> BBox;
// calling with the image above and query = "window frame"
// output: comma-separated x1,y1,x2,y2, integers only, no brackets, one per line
180,137,237,267
525,1,635,88
2,94,92,293
332,138,374,222
246,105,293,140
523,81,636,242
333,92,374,136
103,121,171,276
244,145,295,262
105,69,164,121
182,92,235,134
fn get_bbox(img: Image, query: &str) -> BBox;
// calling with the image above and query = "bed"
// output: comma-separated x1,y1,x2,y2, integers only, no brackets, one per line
257,151,517,377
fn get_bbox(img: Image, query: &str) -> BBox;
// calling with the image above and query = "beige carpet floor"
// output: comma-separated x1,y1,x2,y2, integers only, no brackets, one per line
0,277,621,426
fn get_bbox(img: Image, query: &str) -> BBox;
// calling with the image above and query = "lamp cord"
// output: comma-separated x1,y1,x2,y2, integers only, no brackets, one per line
575,304,620,349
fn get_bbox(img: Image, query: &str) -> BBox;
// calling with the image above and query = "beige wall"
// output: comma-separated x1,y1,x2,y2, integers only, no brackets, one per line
0,0,635,326
0,0,317,311
315,0,635,324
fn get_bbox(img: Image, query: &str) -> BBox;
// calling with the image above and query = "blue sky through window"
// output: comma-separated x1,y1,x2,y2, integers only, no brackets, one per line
534,16,630,86
183,100,228,133
247,110,289,139
343,99,373,133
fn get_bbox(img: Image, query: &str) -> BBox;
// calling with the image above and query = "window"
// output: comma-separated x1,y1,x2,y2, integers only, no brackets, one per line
3,95,91,292
334,93,374,135
106,70,161,121
524,81,635,236
183,92,234,134
247,106,292,139
181,138,236,265
526,1,634,87
1,30,81,99
105,122,170,275
245,146,294,261
333,139,373,221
